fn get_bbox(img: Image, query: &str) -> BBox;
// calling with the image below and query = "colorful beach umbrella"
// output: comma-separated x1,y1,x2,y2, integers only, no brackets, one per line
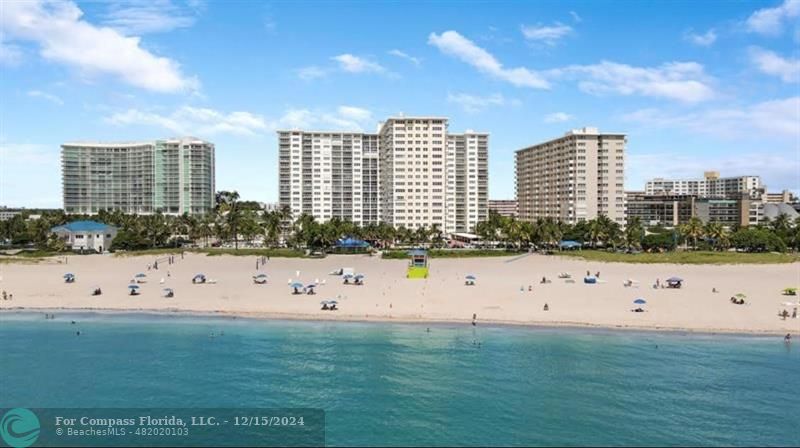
633,298,647,304
290,282,304,289
735,293,747,299
134,273,146,278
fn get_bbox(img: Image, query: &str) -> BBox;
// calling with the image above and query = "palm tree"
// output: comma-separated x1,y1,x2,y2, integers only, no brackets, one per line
704,221,728,251
262,210,282,248
771,213,791,233
680,217,705,250
624,217,644,250
216,191,241,249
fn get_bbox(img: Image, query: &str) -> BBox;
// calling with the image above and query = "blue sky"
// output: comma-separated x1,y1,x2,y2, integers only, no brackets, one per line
1,0,798,208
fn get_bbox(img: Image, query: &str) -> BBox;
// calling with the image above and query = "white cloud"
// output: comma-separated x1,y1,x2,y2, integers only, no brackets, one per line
544,112,573,123
106,105,375,135
331,54,386,74
274,106,375,131
748,47,800,83
27,90,64,105
297,66,328,80
106,106,269,136
622,96,800,139
550,61,715,103
337,106,372,122
428,30,549,89
746,0,800,36
520,23,573,45
101,0,197,34
684,29,717,46
0,37,23,66
388,49,421,65
569,11,582,23
446,92,519,113
0,0,199,93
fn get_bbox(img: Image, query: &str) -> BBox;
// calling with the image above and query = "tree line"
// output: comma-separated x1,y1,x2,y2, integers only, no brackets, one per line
1,192,798,253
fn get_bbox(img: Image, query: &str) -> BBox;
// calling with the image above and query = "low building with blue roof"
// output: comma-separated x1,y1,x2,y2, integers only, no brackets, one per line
51,220,118,253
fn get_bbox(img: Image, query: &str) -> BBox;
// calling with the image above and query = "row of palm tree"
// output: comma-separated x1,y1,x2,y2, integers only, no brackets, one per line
2,191,798,253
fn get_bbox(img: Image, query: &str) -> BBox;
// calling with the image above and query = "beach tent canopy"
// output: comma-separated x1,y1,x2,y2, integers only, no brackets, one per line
584,276,597,284
559,240,583,249
633,298,647,304
336,237,369,248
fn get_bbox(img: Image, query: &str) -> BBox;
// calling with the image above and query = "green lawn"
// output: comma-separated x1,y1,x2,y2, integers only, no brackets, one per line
382,249,525,259
114,248,307,258
555,250,800,265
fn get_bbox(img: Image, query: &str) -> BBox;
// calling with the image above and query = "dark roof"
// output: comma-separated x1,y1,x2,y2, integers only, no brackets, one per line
51,220,116,232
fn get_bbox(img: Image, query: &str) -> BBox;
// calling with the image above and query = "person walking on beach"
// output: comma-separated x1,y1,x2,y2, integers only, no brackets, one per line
793,308,797,319
1,290,6,300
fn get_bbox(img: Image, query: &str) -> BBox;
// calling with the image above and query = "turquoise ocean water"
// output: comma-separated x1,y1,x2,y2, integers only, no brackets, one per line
1,312,798,446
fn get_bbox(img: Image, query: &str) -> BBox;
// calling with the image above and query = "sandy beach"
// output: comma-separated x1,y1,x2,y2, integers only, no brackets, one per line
1,252,798,335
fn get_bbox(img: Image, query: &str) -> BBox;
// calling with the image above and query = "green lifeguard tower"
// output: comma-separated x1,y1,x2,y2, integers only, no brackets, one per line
407,249,429,279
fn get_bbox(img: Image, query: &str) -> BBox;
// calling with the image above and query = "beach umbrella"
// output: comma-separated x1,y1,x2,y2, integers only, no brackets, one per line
354,274,365,279
290,282,304,289
343,273,354,279
134,273,146,278
128,284,140,290
320,300,330,305
253,273,268,278
666,277,683,282
735,293,747,299
193,274,205,281
63,273,74,278
327,300,338,305
633,298,647,304
466,275,476,280
162,288,173,296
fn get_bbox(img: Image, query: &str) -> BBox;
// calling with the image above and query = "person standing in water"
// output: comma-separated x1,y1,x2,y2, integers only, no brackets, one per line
472,313,477,326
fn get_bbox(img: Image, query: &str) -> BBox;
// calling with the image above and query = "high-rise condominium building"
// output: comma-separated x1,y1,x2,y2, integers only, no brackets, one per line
62,137,215,215
278,116,488,233
645,171,763,198
515,127,626,225
277,130,378,226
